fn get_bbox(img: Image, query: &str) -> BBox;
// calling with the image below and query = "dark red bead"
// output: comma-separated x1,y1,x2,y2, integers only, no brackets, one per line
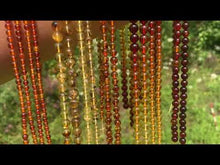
179,138,186,144
172,136,178,142
172,81,179,87
181,45,188,51
171,119,178,125
130,34,139,43
180,106,187,112
181,67,188,73
181,73,188,80
181,80,188,87
172,100,179,107
172,113,178,119
130,43,139,52
172,74,179,81
181,93,187,99
179,113,186,119
174,23,181,31
182,22,189,29
179,119,186,126
180,126,186,132
182,37,189,44
180,132,186,138
129,24,138,33
171,125,178,131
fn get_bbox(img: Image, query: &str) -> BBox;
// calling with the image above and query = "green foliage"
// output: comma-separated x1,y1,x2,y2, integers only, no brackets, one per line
0,21,220,144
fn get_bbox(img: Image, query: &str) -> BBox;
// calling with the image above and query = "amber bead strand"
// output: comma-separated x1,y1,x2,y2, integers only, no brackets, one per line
22,21,44,144
76,21,92,144
85,21,99,144
128,25,134,128
149,21,156,144
97,40,105,136
179,21,189,145
52,21,71,144
119,29,129,109
30,21,52,144
5,21,29,144
171,21,181,143
100,21,113,144
13,21,38,144
155,21,162,144
129,21,140,144
63,21,81,144
139,20,149,144
109,21,121,144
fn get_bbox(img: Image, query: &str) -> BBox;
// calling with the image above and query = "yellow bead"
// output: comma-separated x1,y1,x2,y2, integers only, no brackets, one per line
52,31,63,42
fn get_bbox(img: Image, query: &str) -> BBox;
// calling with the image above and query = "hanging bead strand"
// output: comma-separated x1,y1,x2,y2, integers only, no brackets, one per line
52,21,71,144
100,21,113,144
76,21,92,144
97,40,105,137
129,21,140,144
109,21,121,144
140,20,148,144
171,21,181,143
63,21,81,144
23,21,44,144
30,21,52,144
179,21,189,145
155,21,162,144
5,21,29,144
149,21,156,144
128,25,134,128
85,21,99,144
14,21,38,144
120,29,129,109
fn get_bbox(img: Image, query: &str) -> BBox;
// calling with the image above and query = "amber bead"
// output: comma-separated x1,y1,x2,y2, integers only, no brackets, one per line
77,21,92,144
14,21,38,144
100,21,112,144
30,21,52,144
5,21,29,144
23,21,45,144
129,21,141,144
109,21,121,144
85,21,99,144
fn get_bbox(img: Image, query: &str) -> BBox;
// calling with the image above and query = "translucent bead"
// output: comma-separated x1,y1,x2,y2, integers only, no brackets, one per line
52,31,63,42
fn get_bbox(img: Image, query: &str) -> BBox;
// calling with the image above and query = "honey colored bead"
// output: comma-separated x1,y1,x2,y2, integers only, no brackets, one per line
52,32,63,42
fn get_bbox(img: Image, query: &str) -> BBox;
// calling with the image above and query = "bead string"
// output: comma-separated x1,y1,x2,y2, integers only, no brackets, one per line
97,39,106,137
140,20,148,144
52,21,71,144
120,29,129,109
129,21,140,144
155,21,162,144
76,21,92,144
149,21,156,144
63,21,81,144
171,21,181,143
14,21,38,144
179,21,189,144
5,21,29,144
100,21,113,144
23,21,44,144
109,21,121,144
85,21,99,144
30,21,52,144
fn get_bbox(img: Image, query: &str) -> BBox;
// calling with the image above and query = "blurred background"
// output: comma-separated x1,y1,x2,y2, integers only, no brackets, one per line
0,21,220,144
